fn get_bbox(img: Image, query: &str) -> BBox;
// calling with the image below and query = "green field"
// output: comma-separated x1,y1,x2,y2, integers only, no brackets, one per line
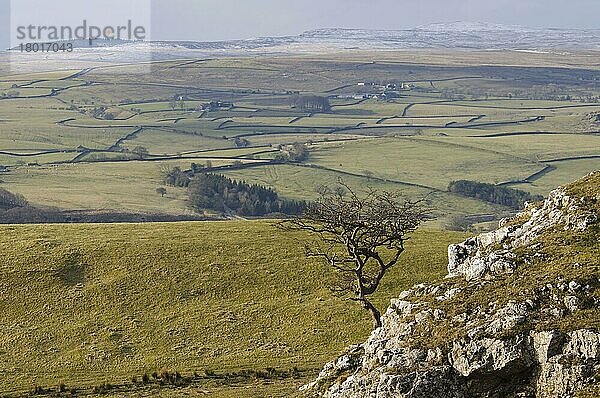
0,52,599,225
0,221,466,395
0,49,599,396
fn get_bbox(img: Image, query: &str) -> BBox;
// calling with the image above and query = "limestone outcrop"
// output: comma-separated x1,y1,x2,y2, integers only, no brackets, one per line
304,172,600,398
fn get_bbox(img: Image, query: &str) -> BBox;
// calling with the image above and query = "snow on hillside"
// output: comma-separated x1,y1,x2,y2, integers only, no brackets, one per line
3,23,599,66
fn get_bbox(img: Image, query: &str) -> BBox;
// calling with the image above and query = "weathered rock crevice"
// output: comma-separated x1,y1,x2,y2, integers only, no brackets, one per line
304,171,600,398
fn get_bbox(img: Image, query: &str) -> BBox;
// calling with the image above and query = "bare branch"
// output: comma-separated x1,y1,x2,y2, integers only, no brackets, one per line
280,180,431,330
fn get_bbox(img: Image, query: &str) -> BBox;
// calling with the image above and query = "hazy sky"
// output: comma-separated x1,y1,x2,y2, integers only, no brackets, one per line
1,0,599,49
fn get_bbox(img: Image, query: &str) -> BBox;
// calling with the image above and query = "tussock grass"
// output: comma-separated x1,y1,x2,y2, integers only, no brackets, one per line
0,221,465,394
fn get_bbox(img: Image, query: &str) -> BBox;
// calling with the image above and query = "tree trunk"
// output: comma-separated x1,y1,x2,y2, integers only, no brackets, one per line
361,299,382,330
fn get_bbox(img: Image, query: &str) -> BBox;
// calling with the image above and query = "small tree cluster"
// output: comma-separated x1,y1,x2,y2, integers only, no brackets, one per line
163,167,191,187
88,106,116,120
448,180,543,209
290,95,331,113
275,143,309,163
234,137,250,148
188,173,305,216
191,161,214,173
162,167,305,216
131,146,149,159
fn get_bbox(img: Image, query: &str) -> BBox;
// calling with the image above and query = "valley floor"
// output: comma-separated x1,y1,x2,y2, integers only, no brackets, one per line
0,51,598,227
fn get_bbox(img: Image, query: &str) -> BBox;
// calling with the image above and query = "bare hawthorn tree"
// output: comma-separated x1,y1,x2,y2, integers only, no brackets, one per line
283,183,429,329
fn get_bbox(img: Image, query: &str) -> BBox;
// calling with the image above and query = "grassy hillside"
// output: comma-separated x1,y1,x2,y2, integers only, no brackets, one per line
0,221,466,395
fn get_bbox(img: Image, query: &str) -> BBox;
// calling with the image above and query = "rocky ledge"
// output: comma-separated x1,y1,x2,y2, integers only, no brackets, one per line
303,171,600,398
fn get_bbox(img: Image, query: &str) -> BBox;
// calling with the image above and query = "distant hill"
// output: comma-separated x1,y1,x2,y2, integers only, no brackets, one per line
157,22,600,51
155,23,600,52
5,22,598,60
289,23,600,50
